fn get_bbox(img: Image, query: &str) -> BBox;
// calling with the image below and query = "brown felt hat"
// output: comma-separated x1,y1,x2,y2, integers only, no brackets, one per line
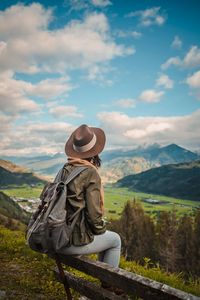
65,124,106,158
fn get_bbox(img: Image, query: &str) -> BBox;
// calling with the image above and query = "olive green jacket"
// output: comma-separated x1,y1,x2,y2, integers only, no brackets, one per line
59,164,106,246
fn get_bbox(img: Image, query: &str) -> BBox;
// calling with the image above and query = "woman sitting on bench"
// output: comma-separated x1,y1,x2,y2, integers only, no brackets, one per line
57,124,122,294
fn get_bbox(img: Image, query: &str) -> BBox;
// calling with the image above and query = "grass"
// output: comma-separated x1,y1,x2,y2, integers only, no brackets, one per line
0,227,65,299
0,225,199,299
104,186,200,219
1,184,44,198
119,257,200,297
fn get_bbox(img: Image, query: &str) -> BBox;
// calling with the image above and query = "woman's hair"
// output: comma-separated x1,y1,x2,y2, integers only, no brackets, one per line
85,155,101,168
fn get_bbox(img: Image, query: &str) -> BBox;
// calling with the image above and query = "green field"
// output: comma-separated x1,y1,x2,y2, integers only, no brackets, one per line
104,186,200,219
1,184,200,219
1,184,44,198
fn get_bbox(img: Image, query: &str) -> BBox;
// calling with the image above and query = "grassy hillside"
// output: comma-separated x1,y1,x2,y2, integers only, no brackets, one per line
0,159,27,173
117,160,200,201
0,191,30,225
0,159,47,187
0,225,199,299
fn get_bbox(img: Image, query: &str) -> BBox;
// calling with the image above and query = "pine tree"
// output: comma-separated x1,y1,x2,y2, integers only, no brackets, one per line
176,214,194,276
193,209,200,277
117,200,157,263
119,200,135,260
156,209,179,272
142,214,157,261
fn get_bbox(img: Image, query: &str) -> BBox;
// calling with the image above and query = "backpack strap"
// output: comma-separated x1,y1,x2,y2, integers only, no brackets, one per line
65,166,87,185
54,166,87,184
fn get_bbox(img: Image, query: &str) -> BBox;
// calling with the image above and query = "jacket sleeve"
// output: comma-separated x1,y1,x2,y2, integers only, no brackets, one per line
84,168,106,235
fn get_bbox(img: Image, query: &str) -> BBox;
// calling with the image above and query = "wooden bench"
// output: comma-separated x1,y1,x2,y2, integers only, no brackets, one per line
53,255,199,300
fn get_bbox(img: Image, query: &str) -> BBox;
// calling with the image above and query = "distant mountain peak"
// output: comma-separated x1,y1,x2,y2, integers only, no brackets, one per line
161,144,196,155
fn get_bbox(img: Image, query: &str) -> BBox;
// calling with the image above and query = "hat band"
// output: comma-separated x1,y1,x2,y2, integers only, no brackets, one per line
73,133,97,153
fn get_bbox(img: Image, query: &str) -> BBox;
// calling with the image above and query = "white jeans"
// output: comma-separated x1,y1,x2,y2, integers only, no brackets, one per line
58,230,121,268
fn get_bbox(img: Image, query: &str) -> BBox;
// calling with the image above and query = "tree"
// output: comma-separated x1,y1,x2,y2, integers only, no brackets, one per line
119,200,135,260
176,214,194,276
156,209,179,272
193,209,200,277
116,200,156,263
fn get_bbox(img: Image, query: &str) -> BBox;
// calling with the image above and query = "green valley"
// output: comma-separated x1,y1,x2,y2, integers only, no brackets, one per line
2,184,199,220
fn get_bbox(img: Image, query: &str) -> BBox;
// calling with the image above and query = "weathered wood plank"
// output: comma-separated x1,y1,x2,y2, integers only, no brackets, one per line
54,268,126,300
56,255,199,300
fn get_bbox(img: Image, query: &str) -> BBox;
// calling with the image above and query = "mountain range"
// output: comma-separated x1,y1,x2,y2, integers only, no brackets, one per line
116,160,200,201
101,143,199,182
1,144,199,183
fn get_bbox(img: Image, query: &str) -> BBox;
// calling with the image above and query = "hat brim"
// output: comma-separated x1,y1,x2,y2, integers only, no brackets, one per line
65,127,106,158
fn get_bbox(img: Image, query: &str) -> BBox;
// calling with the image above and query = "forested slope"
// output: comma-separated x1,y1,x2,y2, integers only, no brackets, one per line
117,160,200,201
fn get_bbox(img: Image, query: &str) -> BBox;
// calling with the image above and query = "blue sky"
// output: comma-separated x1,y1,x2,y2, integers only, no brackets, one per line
0,0,200,156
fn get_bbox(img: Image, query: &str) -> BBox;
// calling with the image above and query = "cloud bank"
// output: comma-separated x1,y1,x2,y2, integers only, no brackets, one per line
98,110,200,150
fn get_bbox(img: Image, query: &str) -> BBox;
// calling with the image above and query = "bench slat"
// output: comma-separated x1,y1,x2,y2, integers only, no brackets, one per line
54,268,125,300
56,255,199,300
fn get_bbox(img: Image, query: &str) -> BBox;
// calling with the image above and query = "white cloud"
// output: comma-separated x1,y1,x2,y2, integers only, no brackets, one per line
116,30,142,39
156,74,174,89
161,57,181,70
131,31,142,38
86,64,117,83
67,0,90,11
97,110,200,150
49,105,83,118
0,113,15,134
0,121,76,156
139,89,164,103
28,77,73,100
186,70,200,89
186,70,200,99
91,0,112,7
0,72,39,115
126,7,166,27
0,4,133,75
183,46,200,68
116,98,136,108
125,122,171,139
161,46,200,70
171,36,182,49
67,0,111,11
0,72,74,115
0,3,52,39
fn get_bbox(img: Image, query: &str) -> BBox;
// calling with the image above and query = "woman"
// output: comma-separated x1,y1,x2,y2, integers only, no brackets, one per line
57,124,121,270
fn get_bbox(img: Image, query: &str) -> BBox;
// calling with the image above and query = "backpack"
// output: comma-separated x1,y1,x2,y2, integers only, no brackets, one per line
26,166,87,254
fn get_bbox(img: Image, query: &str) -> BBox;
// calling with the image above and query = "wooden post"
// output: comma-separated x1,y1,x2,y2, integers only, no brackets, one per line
55,257,72,300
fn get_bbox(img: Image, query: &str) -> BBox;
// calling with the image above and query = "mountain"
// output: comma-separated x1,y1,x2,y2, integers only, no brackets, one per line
116,160,200,201
1,153,66,180
1,144,199,183
0,159,47,187
101,143,198,163
101,144,199,183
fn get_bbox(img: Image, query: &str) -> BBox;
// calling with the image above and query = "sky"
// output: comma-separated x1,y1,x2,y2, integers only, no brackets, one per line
0,0,200,156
